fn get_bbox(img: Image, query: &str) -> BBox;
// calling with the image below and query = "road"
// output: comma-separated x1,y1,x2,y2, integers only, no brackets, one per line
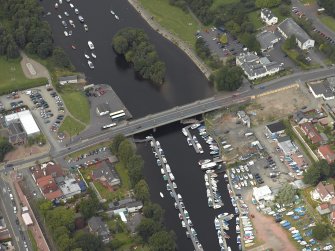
5,65,335,169
0,175,31,251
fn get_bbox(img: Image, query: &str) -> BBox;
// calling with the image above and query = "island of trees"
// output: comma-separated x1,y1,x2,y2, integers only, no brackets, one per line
112,28,166,85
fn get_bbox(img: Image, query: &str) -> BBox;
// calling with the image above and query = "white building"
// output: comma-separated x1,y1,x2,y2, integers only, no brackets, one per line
58,177,81,199
308,81,334,100
277,18,315,50
5,110,40,136
58,75,78,85
253,185,273,202
260,8,278,25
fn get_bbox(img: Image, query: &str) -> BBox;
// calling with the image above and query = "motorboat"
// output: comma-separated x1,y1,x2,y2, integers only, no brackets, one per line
182,128,187,136
115,14,119,20
159,192,164,198
186,137,192,146
191,123,200,129
198,159,211,166
91,52,97,58
110,10,115,15
160,168,164,174
172,182,177,189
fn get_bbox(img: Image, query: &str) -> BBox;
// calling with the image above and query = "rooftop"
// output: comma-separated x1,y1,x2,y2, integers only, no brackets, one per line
278,18,312,44
58,75,77,82
261,8,275,20
92,161,120,187
266,121,286,134
309,81,334,99
5,110,40,135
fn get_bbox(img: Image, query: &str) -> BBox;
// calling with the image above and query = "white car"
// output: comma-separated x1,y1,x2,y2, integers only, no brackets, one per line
88,60,94,69
88,41,94,50
64,31,68,37
70,3,74,8
64,11,69,16
74,8,79,15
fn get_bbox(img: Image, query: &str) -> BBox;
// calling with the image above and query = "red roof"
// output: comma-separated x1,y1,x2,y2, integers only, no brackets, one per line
320,203,329,210
300,122,322,144
318,145,335,164
36,175,63,201
316,182,334,200
31,163,64,181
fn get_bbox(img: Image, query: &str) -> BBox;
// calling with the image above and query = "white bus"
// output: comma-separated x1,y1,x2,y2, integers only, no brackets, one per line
109,110,124,118
111,112,126,121
101,123,116,130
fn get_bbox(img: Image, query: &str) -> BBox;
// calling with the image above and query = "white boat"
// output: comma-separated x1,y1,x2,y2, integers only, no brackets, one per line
177,194,182,201
166,184,171,191
198,159,211,165
245,240,254,244
110,10,115,15
181,221,186,228
191,123,200,129
91,52,97,58
159,192,164,198
169,173,175,181
291,230,299,234
244,227,253,231
166,164,171,173
84,54,90,59
182,128,187,136
236,224,240,233
201,162,217,170
172,182,177,189
186,137,192,146
160,168,165,174
286,211,294,216
115,14,119,20
243,180,248,187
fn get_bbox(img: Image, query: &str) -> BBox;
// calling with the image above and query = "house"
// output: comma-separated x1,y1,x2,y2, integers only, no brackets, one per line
96,103,110,116
318,145,335,164
300,122,323,144
313,182,334,202
58,75,78,85
277,136,297,155
293,111,310,124
256,31,280,52
88,216,110,243
237,110,250,126
57,176,82,199
308,81,334,100
31,163,64,182
236,52,283,80
260,8,278,25
316,203,331,215
277,18,315,50
8,122,27,145
108,198,143,214
265,121,286,138
253,185,273,202
36,175,63,201
92,161,120,191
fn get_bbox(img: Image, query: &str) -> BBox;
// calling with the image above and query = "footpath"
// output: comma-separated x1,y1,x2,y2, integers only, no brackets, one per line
127,0,212,79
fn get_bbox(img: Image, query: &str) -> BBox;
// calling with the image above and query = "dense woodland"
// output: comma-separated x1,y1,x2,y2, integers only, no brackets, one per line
318,0,335,17
112,28,166,85
0,0,71,68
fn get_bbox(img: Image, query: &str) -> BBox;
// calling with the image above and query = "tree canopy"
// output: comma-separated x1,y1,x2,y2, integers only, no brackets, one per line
149,230,176,251
318,0,335,17
0,137,13,162
134,179,150,202
211,65,243,91
112,28,166,85
275,184,296,206
255,0,281,8
312,223,331,240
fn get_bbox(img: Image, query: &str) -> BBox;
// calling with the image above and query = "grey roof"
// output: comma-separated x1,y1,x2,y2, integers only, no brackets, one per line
256,31,279,50
97,103,110,113
277,135,291,143
309,82,334,98
88,216,110,237
266,121,285,134
92,161,120,186
261,8,275,21
109,197,143,210
8,122,26,144
278,18,311,44
58,75,77,82
237,52,259,64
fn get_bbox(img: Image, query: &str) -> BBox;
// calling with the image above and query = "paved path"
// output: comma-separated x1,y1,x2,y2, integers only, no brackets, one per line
127,0,212,79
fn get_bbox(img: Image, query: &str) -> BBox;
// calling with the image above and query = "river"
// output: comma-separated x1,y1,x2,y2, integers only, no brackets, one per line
38,1,238,250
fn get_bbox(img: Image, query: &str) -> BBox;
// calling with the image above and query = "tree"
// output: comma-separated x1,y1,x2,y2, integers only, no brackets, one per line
46,206,75,231
256,0,281,8
275,184,296,205
148,230,176,251
128,155,144,187
79,195,99,220
136,218,160,242
239,33,260,53
143,203,164,223
52,47,71,69
212,65,243,91
312,223,330,240
110,134,126,154
303,165,321,185
73,231,103,251
279,4,290,17
0,137,13,162
38,199,52,217
134,179,150,202
57,233,73,251
118,139,134,165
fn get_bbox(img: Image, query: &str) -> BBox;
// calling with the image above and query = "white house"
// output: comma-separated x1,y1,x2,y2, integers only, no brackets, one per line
58,75,78,85
277,18,315,50
312,182,335,202
260,8,278,25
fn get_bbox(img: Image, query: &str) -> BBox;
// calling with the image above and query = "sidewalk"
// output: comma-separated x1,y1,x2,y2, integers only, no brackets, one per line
10,172,50,251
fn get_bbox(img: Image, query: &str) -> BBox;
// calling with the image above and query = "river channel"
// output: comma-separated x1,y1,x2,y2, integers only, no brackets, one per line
38,0,238,250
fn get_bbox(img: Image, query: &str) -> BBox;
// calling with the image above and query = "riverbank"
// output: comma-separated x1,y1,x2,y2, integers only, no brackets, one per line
127,0,212,79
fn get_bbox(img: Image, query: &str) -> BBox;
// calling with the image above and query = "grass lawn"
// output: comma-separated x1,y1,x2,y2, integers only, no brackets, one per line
271,7,289,23
211,0,239,9
0,56,47,95
139,0,201,47
59,116,86,136
68,142,110,159
282,47,319,70
28,229,38,251
247,11,264,30
60,91,90,124
319,15,335,32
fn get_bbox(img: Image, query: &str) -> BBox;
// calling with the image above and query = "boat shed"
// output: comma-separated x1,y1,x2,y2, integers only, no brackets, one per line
253,185,273,202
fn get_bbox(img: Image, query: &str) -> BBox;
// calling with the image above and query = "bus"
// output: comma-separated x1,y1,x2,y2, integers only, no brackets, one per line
109,110,124,118
101,123,116,130
111,112,126,122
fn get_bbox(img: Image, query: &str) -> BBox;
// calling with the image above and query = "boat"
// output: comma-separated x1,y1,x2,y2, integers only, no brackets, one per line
110,10,115,15
177,194,182,201
174,202,178,209
181,221,186,228
166,184,171,191
244,227,253,231
291,230,299,234
84,54,90,59
91,52,97,58
201,162,217,170
186,231,190,238
182,128,187,136
245,240,254,244
198,159,211,165
236,224,240,233
286,211,294,216
114,14,119,20
159,192,164,198
166,164,171,173
186,137,192,146
169,173,175,181
191,123,200,129
172,182,177,189
188,219,193,226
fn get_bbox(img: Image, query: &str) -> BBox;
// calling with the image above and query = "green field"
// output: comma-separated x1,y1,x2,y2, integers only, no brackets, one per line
320,15,335,32
247,11,264,30
0,57,46,95
59,116,86,136
139,0,201,47
60,91,90,124
210,0,239,10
